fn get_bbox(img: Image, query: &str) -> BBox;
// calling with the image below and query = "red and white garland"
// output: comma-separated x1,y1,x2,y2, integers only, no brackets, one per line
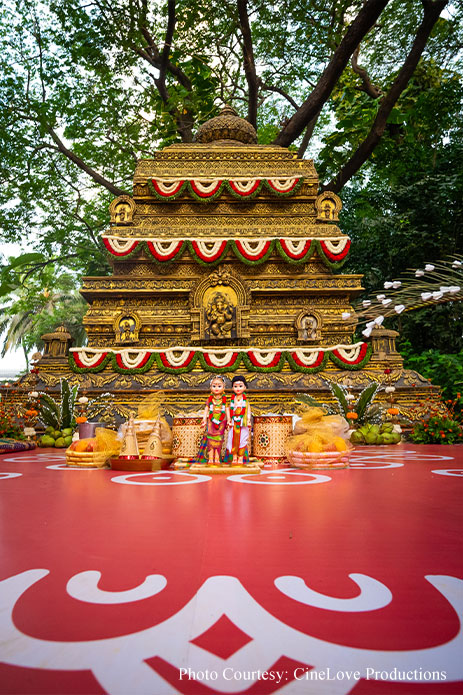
102,235,350,265
70,342,371,374
150,176,301,200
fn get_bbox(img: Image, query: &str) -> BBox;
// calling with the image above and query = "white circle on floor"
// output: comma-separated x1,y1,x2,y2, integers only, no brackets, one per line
111,471,211,485
227,469,331,485
431,469,463,477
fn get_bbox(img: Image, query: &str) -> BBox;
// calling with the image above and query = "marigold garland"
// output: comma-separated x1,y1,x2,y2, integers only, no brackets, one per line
232,240,275,265
186,239,230,266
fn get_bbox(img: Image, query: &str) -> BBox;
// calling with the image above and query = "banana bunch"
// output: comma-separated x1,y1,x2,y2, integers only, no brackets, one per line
350,422,401,445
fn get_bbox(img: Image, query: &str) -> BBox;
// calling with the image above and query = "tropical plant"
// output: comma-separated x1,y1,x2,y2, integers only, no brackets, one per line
37,378,115,430
0,265,87,367
410,414,463,444
38,379,79,430
295,381,383,425
400,347,463,399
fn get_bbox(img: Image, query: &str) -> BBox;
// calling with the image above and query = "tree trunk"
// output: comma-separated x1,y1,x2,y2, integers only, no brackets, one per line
273,0,391,147
324,0,448,192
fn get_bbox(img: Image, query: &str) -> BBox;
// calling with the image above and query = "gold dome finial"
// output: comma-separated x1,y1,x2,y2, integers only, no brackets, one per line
195,105,257,145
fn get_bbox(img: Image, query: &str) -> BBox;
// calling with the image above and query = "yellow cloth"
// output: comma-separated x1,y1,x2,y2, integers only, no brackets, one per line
95,428,121,457
135,393,172,447
287,407,352,453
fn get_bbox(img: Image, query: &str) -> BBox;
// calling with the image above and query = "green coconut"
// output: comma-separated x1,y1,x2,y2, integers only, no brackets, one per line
54,437,65,447
41,435,55,447
350,431,364,444
364,431,378,445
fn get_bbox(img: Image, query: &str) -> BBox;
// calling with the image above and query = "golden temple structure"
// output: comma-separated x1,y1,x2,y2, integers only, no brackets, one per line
21,106,436,418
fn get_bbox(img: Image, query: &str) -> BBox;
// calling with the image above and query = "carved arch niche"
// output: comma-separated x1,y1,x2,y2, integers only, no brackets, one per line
315,191,342,222
190,268,250,342
295,309,323,343
109,195,136,225
113,312,141,345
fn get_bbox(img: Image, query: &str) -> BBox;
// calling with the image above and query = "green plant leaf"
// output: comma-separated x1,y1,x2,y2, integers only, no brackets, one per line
328,382,349,416
356,383,380,421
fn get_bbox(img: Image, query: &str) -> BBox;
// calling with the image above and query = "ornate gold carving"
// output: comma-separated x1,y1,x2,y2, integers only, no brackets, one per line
113,312,141,345
115,219,341,239
133,201,319,216
195,105,258,145
295,310,323,342
134,146,317,182
315,191,342,222
190,268,250,341
109,195,135,225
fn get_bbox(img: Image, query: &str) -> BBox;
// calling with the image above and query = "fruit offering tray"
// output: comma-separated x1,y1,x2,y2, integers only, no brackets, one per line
286,449,351,470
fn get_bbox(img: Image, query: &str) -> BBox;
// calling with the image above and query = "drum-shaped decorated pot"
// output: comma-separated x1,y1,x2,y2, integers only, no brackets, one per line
171,416,204,458
252,415,293,461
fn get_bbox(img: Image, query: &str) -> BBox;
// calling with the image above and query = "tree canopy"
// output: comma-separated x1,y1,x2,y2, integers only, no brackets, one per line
0,0,462,358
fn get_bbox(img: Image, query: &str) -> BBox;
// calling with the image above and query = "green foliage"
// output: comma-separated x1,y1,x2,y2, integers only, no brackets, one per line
356,383,380,422
37,378,78,429
329,382,349,416
400,345,463,400
60,379,79,429
410,415,463,444
0,401,25,439
294,392,334,413
37,392,61,429
0,0,462,363
0,263,87,365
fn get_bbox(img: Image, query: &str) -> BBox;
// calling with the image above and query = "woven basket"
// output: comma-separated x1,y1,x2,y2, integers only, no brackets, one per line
65,449,109,468
252,415,292,460
171,416,204,458
286,449,351,470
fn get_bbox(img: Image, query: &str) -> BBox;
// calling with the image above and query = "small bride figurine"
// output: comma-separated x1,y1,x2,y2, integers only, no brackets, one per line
197,375,230,465
225,375,251,465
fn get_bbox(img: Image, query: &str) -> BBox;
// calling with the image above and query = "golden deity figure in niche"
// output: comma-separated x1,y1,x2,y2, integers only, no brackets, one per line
205,292,235,339
118,317,137,343
301,314,318,340
115,202,131,224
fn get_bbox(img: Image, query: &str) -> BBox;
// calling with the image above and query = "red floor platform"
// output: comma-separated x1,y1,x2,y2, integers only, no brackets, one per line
0,445,462,695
